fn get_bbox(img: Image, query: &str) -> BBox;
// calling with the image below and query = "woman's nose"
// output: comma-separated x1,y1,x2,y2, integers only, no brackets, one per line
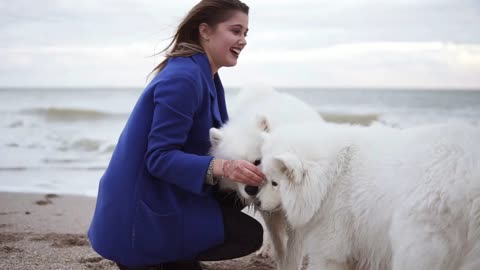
239,37,247,46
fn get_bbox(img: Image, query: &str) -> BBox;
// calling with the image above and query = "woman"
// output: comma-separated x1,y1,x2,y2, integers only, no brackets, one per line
88,1,265,269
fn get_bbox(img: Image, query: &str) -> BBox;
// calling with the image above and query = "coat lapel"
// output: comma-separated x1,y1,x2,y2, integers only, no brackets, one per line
214,74,229,124
208,76,222,127
191,53,226,127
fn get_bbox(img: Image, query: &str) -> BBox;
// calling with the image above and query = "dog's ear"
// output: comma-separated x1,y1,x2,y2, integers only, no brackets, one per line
209,128,223,147
273,152,315,228
273,152,303,184
256,115,271,133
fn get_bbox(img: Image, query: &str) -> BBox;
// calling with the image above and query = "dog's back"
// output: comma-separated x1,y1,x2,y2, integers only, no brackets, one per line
260,121,480,270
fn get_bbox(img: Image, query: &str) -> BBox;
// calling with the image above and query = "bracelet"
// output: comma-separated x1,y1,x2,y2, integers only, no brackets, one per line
222,160,229,179
205,158,218,185
220,159,225,178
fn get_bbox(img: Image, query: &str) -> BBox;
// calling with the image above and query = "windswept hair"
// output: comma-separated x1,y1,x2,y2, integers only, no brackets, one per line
150,0,249,77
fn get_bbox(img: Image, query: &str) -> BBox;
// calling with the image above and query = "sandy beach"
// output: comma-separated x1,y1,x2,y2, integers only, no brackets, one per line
0,192,275,270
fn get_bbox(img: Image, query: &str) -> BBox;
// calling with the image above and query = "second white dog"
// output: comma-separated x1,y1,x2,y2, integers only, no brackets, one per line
257,121,480,270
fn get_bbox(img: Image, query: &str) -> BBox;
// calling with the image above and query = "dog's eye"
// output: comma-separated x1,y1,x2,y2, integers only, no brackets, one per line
272,181,278,187
253,159,261,166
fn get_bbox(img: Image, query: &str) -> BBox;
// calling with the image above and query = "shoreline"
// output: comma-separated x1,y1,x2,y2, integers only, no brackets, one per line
0,192,275,270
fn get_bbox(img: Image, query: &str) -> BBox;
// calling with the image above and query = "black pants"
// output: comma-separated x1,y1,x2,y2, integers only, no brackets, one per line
196,189,263,261
117,189,263,269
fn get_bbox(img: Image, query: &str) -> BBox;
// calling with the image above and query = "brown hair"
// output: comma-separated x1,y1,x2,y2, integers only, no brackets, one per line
150,0,249,77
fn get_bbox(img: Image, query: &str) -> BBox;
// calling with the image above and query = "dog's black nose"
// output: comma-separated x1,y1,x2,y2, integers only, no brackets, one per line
244,185,259,196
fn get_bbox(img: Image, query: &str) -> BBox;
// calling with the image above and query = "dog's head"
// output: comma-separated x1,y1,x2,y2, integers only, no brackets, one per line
255,141,312,227
252,152,301,213
209,115,271,202
256,124,353,228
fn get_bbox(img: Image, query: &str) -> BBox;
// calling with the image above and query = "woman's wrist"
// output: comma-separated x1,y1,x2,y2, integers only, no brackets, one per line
212,159,225,178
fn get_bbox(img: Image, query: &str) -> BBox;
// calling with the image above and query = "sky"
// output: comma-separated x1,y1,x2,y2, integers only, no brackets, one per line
1,0,479,89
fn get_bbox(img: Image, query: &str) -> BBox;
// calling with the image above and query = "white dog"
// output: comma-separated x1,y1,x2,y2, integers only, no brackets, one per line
257,121,480,270
209,85,323,260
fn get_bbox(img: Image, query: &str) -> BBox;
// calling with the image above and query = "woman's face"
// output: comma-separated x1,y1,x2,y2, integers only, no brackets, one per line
201,11,249,74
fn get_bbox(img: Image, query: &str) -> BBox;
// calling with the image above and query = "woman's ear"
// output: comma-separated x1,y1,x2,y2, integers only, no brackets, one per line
199,23,211,42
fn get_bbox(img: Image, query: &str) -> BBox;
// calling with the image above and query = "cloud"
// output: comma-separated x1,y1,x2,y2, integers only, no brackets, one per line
248,0,480,49
221,42,480,88
0,42,167,87
0,0,479,88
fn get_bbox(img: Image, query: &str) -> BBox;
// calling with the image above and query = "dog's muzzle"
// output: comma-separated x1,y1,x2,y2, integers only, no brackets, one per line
244,185,259,196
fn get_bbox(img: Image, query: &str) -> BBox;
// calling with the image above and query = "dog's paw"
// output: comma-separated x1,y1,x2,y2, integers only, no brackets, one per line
256,242,274,258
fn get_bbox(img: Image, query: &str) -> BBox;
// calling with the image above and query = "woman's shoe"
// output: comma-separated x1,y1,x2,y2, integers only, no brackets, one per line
162,260,203,270
117,260,203,270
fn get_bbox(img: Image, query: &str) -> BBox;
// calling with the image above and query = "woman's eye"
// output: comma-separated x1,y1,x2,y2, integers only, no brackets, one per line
254,159,261,166
272,181,278,187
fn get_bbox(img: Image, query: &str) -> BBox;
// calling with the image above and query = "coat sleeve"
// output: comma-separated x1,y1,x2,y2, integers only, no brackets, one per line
144,75,213,194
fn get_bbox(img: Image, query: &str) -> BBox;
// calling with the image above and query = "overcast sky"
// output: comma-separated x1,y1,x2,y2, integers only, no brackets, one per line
1,0,479,89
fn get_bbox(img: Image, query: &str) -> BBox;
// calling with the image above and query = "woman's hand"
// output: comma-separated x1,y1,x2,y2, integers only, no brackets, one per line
214,159,265,186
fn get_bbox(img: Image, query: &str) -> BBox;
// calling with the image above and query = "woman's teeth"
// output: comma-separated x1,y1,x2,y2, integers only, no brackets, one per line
231,48,240,56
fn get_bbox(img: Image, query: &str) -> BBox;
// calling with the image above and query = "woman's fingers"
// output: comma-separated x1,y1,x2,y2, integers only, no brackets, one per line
240,166,264,185
224,159,265,186
234,161,264,186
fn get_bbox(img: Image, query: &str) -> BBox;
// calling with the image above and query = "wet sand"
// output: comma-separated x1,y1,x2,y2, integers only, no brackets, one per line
0,192,275,270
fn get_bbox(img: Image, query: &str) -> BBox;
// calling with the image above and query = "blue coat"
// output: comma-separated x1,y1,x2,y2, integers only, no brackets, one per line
88,53,229,267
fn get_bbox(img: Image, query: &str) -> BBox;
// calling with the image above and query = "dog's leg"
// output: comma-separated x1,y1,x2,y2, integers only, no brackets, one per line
280,228,304,270
391,234,449,270
253,210,271,258
258,211,286,261
306,259,349,270
255,225,273,258
255,211,273,258
390,216,451,270
460,255,480,270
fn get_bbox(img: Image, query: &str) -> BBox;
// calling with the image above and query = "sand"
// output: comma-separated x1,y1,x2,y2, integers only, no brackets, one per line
0,192,276,270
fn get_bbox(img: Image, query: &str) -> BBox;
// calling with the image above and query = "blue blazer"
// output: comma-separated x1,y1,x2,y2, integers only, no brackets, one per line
88,53,229,267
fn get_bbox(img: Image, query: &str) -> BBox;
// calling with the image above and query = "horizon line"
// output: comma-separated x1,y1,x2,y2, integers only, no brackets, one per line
0,85,479,91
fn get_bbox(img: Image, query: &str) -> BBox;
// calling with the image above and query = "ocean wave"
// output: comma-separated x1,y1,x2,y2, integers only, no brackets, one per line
20,107,128,121
5,143,20,148
0,167,28,171
57,138,103,152
42,157,97,164
101,144,116,153
7,120,23,128
319,112,380,126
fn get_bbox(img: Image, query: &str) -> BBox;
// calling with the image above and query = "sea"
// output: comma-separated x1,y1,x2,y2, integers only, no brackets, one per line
1,87,479,197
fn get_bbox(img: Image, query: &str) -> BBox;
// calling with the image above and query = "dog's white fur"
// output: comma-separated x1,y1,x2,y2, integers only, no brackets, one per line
209,85,322,260
257,121,480,270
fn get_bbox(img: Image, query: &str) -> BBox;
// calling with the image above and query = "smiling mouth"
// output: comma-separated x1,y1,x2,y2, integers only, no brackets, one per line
230,47,241,58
